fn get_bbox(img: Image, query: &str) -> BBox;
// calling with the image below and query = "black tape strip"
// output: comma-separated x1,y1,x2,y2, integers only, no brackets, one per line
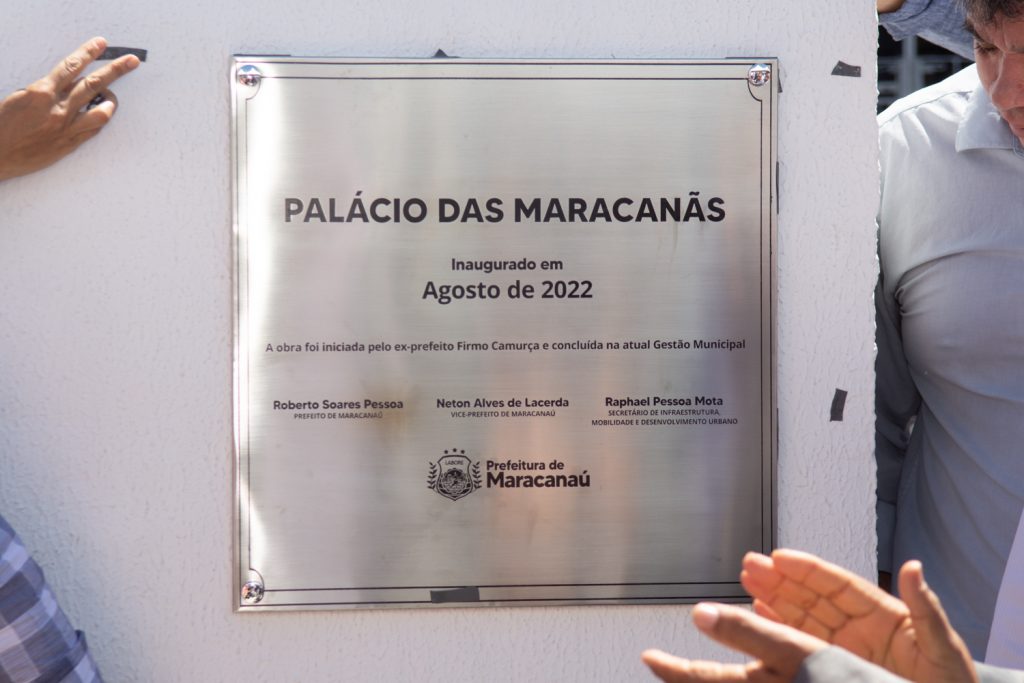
830,389,848,422
430,586,480,603
831,61,861,78
99,47,147,62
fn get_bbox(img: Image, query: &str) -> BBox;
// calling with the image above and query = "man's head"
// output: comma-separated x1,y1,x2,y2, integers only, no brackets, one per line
961,0,1024,143
960,0,1024,25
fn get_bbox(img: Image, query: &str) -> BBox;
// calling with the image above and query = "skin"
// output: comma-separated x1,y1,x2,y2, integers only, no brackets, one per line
877,0,907,13
740,551,977,683
968,13,1024,143
642,603,824,683
0,37,140,181
641,551,979,683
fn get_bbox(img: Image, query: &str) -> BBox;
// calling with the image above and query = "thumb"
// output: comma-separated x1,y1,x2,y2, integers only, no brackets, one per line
897,561,970,661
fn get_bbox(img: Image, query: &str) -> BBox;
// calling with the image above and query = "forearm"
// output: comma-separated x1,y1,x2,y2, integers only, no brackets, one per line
877,0,906,14
877,0,974,59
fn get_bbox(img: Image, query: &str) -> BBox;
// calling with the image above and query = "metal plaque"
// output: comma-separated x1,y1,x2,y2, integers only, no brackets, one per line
232,57,778,610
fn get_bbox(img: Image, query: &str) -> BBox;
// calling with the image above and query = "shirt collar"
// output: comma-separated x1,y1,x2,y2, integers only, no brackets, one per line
956,68,1021,152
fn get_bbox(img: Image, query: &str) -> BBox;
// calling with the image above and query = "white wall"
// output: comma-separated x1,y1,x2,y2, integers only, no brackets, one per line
0,2,879,680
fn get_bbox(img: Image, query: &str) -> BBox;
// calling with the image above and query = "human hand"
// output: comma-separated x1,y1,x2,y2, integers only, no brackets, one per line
642,602,826,682
0,36,140,181
741,550,978,683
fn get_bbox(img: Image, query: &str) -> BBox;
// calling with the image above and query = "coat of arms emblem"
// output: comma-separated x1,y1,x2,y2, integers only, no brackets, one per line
428,450,481,501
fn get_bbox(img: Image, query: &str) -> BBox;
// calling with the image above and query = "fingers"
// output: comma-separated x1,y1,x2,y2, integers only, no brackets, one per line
66,54,140,111
750,599,840,643
770,550,856,598
751,598,782,623
641,649,764,683
747,550,905,621
741,555,850,632
744,555,823,608
46,37,107,91
897,561,960,654
740,553,783,592
69,90,118,135
690,603,824,679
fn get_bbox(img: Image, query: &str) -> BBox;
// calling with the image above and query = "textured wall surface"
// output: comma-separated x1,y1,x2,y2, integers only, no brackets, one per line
0,2,878,680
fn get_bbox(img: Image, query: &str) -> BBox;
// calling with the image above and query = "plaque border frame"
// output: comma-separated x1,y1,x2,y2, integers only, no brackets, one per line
231,56,779,611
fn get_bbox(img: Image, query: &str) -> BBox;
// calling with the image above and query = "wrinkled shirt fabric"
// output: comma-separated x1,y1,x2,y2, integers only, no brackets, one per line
877,64,1024,665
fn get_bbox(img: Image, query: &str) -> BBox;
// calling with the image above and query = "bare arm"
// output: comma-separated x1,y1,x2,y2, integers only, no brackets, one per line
878,0,907,13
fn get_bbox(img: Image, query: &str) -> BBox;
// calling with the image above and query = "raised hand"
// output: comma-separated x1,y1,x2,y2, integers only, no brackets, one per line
741,550,977,683
0,37,140,181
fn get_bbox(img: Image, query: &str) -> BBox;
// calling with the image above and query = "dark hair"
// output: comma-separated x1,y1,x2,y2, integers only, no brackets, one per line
959,0,1024,24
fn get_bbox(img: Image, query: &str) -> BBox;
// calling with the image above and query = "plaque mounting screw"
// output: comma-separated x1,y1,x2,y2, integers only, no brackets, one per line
748,64,772,87
237,65,263,87
241,580,265,604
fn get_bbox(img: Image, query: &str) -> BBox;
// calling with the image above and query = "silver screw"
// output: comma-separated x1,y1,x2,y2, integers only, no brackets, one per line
748,64,772,87
241,580,264,604
237,65,263,87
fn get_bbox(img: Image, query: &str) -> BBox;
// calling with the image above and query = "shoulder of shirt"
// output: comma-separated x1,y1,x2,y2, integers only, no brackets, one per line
878,64,978,128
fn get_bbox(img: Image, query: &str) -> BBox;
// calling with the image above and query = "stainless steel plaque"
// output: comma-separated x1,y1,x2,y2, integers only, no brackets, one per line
232,57,778,610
